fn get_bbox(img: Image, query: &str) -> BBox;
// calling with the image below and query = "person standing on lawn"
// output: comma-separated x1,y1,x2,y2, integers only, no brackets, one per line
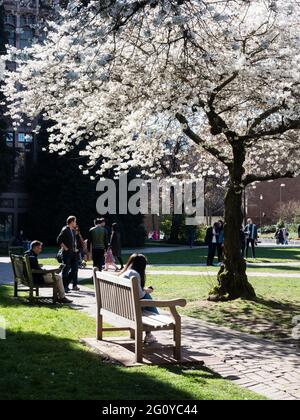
57,215,79,293
205,222,220,266
244,218,258,258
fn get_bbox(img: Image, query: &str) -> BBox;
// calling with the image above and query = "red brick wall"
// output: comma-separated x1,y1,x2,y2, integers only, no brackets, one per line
246,177,300,226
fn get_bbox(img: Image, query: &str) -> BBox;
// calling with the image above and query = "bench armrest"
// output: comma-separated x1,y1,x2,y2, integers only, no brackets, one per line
140,299,186,308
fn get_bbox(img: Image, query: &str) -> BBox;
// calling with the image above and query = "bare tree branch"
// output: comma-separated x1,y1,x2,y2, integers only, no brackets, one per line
175,112,230,166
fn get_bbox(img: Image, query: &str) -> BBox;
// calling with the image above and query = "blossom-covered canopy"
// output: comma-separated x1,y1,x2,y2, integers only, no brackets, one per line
2,0,300,182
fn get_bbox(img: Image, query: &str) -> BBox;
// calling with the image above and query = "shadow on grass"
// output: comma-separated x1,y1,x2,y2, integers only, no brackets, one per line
186,296,300,341
0,286,232,401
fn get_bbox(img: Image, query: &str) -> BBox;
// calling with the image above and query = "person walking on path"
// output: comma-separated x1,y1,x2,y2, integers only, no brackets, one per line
109,223,124,269
87,218,109,270
244,218,258,258
205,222,220,266
25,240,72,304
57,215,79,293
103,246,119,271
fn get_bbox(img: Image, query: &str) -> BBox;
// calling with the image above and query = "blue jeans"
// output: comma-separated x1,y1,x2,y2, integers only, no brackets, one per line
142,292,159,314
62,250,78,289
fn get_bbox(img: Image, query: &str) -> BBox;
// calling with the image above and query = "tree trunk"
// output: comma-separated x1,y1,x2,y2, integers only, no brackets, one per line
209,185,256,301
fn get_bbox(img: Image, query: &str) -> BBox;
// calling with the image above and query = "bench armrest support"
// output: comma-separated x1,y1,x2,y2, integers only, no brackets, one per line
140,299,186,308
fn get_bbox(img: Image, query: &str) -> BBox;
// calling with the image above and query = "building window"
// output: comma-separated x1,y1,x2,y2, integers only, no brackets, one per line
0,199,14,209
4,24,16,47
5,132,34,179
17,133,33,144
0,213,14,241
5,132,14,147
19,27,35,49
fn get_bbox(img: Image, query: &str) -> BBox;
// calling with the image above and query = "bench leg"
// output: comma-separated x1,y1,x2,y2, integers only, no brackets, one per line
36,288,39,297
29,287,34,305
14,281,18,298
135,330,143,363
53,285,58,304
130,329,135,340
96,313,103,341
173,323,181,361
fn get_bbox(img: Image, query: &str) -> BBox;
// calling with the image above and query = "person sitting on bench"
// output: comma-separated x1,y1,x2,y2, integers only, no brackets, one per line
119,253,158,344
24,241,72,304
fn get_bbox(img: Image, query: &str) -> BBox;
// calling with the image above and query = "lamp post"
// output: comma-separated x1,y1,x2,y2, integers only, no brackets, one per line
260,194,263,228
280,183,286,221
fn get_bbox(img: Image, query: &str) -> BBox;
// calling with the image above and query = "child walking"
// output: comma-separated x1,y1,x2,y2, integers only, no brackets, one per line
104,247,119,271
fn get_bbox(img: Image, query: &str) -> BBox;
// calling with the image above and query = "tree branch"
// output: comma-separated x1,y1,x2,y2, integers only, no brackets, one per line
243,170,295,186
247,104,282,134
175,112,230,166
242,119,300,141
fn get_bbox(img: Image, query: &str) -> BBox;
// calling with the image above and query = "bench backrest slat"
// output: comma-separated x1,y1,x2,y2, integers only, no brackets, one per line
93,270,140,322
10,254,33,287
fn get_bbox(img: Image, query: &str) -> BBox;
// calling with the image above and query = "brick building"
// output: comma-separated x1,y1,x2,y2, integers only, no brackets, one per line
0,0,57,241
245,177,300,226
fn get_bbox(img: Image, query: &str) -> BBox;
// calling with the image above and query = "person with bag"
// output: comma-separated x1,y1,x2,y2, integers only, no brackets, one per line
57,215,79,293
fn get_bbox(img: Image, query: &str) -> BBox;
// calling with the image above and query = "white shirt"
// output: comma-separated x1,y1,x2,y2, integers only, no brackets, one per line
121,268,145,299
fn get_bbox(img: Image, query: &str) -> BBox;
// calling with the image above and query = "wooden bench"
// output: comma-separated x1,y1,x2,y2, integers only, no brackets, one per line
10,254,60,304
93,268,187,363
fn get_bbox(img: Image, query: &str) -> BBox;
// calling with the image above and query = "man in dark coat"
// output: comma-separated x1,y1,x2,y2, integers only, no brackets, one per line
57,215,79,292
25,241,72,303
244,218,258,258
110,223,124,269
87,218,109,270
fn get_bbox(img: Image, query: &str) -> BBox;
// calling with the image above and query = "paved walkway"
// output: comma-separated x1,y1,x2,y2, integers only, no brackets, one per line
1,259,299,400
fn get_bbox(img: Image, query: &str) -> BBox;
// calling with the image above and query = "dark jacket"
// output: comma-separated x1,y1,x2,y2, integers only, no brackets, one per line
110,231,122,257
57,226,76,252
87,226,109,250
24,249,44,285
205,227,219,245
244,224,258,240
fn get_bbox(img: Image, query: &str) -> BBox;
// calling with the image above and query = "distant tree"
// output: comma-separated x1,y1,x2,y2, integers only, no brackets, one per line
274,201,300,224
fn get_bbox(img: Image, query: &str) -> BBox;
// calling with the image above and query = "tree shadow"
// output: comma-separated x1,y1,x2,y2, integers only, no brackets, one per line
187,296,300,342
0,286,233,401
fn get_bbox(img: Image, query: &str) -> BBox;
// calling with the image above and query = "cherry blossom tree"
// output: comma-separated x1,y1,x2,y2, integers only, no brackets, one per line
2,0,300,299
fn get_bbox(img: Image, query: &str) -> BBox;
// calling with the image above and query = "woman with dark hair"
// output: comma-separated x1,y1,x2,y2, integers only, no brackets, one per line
119,253,158,343
110,223,124,269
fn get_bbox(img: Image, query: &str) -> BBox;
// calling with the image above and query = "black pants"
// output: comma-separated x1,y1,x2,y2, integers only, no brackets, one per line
92,248,105,270
246,238,256,258
62,251,78,289
207,243,217,265
217,243,223,262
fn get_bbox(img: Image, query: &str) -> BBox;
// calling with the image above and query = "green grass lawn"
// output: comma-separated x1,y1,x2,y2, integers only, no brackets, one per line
0,286,263,400
147,274,300,341
78,272,300,342
40,246,300,266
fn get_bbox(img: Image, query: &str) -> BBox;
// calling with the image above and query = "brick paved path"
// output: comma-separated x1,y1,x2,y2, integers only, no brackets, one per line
1,259,299,400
